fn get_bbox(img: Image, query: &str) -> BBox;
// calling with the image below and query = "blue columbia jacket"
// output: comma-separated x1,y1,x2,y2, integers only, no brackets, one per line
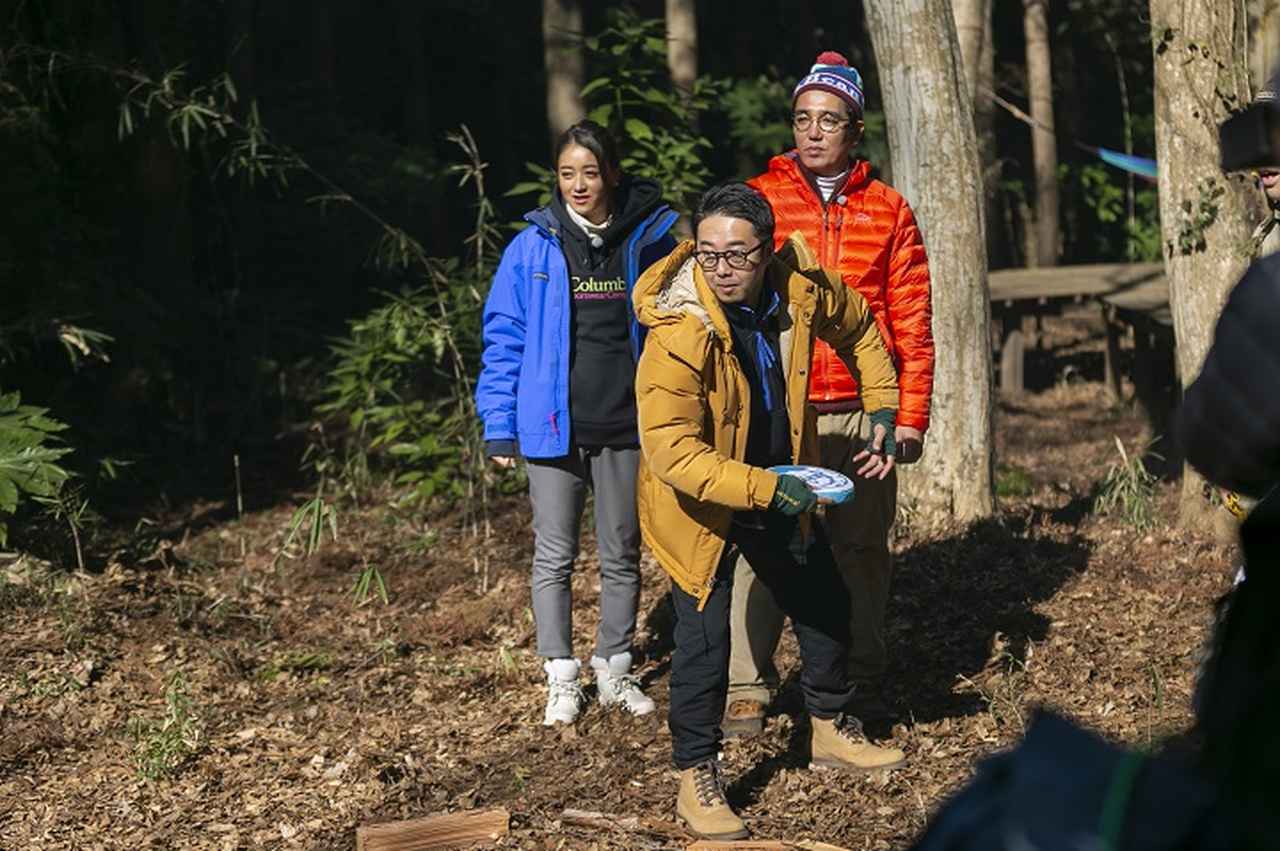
475,204,678,459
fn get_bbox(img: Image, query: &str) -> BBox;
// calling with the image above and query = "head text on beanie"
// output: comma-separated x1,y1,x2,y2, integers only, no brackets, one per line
792,51,865,118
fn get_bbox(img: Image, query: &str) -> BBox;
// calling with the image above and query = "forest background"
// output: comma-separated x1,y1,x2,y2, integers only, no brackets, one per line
1,0,1191,560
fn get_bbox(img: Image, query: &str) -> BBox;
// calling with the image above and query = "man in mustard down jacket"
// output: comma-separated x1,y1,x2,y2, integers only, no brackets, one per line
633,183,902,840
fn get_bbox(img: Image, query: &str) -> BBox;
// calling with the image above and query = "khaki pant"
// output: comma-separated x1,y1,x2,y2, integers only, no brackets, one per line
727,409,896,704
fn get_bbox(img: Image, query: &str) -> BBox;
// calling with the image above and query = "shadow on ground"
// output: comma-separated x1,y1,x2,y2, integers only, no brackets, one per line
885,515,1092,725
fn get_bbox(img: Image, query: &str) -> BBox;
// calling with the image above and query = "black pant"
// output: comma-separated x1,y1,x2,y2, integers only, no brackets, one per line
668,515,854,769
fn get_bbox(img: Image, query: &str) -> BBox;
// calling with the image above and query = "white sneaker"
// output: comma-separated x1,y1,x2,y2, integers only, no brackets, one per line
590,651,656,716
542,658,584,726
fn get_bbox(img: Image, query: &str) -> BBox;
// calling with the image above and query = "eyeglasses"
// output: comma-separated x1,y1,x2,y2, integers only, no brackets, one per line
792,111,850,134
693,243,765,271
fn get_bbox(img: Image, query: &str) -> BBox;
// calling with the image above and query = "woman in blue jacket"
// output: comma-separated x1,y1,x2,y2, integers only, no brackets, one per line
476,120,677,725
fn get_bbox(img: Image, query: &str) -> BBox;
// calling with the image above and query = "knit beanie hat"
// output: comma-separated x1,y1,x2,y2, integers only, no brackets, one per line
792,51,865,118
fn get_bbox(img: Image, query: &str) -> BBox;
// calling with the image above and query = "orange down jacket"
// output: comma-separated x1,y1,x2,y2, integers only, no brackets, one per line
749,153,935,432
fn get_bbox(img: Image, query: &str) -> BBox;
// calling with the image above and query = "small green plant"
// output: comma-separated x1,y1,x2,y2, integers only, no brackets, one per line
996,464,1034,498
272,494,338,573
352,563,389,606
957,649,1029,733
1094,436,1160,530
129,671,204,781
257,650,334,682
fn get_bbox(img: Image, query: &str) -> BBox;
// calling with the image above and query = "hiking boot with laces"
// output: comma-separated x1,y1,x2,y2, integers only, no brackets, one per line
810,712,906,772
542,658,584,726
676,759,748,840
722,699,766,738
590,652,655,716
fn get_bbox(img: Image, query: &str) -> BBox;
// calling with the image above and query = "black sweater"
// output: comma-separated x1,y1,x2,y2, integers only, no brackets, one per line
550,177,664,447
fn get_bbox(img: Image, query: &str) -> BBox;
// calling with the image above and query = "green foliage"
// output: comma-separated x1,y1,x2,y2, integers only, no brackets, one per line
1125,189,1163,262
129,671,204,781
995,464,1034,498
0,392,72,548
1075,164,1162,262
1094,437,1160,531
857,109,891,175
581,7,722,212
319,287,463,497
315,129,493,509
721,74,795,161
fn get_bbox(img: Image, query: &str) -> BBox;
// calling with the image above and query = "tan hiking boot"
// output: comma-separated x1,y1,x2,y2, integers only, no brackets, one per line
810,713,906,772
676,759,749,840
722,699,765,738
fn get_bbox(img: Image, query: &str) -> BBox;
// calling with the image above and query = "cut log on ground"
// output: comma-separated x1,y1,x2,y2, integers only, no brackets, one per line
559,808,687,840
356,808,510,851
685,841,852,851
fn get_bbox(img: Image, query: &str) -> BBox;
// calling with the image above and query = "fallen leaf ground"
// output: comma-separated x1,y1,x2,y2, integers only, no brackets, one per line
1,308,1237,849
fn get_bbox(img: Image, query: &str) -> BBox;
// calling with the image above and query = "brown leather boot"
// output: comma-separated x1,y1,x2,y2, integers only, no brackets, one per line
810,713,906,772
721,699,765,738
676,759,749,840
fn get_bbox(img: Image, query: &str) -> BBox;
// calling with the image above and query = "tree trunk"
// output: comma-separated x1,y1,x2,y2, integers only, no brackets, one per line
1023,0,1059,267
542,0,584,153
865,0,995,525
953,0,1001,268
1150,0,1255,530
1249,0,1280,90
665,0,698,107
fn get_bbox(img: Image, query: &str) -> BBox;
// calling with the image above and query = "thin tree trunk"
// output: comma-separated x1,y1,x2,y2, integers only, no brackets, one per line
396,0,430,143
665,0,697,108
1023,0,1059,267
1250,0,1280,90
952,0,990,103
542,0,584,153
954,0,1001,267
865,0,995,525
311,0,335,97
1150,0,1255,530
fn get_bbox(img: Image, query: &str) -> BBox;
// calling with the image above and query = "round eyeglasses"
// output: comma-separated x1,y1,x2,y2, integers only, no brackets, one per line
792,112,850,134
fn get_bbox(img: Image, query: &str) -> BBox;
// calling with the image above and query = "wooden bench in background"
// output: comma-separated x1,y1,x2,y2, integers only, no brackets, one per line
987,262,1171,398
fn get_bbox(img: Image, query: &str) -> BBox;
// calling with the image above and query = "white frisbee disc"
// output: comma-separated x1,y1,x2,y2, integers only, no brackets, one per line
768,464,855,503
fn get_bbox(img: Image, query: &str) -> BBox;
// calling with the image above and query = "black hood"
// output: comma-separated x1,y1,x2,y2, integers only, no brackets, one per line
550,176,664,251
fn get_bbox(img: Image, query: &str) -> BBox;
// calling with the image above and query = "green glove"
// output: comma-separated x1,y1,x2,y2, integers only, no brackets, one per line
869,409,897,457
770,474,818,516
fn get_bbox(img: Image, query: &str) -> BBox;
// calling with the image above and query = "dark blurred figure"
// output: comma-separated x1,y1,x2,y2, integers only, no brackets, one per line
906,74,1280,851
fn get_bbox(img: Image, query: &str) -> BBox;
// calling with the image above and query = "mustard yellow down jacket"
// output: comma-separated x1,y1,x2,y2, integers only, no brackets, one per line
633,234,899,609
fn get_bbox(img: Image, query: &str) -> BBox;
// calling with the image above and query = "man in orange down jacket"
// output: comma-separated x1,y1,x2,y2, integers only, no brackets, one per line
725,51,935,758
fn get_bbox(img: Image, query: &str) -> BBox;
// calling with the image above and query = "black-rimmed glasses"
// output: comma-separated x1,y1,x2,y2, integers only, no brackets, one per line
692,243,765,271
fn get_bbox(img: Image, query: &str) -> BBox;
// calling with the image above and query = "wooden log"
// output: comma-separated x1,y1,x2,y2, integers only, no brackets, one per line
559,808,686,840
685,841,851,851
356,808,510,851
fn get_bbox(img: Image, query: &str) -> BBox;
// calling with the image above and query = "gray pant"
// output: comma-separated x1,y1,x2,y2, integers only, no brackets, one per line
527,445,641,660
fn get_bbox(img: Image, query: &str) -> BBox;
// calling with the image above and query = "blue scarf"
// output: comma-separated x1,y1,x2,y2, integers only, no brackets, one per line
727,289,784,412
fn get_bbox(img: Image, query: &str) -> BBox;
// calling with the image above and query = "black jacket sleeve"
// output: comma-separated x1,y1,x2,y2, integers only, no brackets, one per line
1179,255,1280,498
